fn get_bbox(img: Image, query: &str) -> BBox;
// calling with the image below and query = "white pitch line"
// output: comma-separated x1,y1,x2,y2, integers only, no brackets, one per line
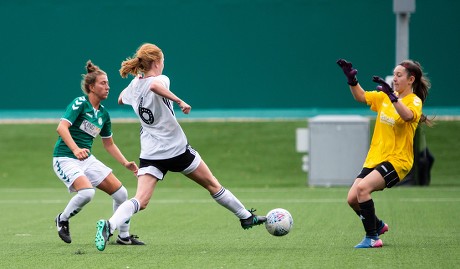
1,198,460,204
399,198,460,202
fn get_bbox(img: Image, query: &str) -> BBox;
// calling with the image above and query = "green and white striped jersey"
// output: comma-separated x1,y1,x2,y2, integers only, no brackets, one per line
53,96,112,158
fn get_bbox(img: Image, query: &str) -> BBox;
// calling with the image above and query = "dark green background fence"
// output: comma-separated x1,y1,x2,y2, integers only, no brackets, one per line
0,0,458,113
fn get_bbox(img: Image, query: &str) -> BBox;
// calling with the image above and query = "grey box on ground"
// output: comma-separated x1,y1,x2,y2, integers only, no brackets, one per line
308,115,370,187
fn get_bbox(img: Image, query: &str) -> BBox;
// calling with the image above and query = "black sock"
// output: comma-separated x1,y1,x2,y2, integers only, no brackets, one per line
375,216,382,228
354,209,360,217
358,199,378,237
354,209,381,227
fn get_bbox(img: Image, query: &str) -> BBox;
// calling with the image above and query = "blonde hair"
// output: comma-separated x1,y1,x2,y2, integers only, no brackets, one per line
81,60,106,95
119,43,163,78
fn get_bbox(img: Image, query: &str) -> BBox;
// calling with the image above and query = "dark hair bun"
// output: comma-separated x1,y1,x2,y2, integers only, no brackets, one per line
86,60,100,73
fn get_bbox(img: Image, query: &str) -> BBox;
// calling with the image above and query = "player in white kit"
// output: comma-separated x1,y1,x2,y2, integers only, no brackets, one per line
95,43,266,251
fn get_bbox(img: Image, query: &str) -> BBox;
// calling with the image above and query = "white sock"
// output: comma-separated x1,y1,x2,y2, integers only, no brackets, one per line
109,198,140,234
61,188,95,221
111,186,130,238
212,187,251,219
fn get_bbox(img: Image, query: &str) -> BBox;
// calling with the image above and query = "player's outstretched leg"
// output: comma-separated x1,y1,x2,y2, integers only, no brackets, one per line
55,213,71,243
95,219,111,251
240,209,267,229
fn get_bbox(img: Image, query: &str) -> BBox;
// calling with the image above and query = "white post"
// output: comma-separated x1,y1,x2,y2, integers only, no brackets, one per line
394,0,415,65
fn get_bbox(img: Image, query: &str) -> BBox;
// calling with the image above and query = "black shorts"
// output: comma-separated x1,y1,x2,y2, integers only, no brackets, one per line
139,145,200,179
357,161,400,188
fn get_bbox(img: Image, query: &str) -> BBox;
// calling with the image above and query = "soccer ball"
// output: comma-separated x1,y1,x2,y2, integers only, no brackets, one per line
265,208,293,236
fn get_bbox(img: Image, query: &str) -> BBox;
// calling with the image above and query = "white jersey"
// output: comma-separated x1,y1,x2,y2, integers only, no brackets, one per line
121,75,188,159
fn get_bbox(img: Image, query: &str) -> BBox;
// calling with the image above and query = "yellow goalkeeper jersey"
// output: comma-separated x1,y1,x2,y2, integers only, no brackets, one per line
363,91,423,180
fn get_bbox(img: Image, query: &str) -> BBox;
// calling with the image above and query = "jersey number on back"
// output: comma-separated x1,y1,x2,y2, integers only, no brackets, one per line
138,97,154,124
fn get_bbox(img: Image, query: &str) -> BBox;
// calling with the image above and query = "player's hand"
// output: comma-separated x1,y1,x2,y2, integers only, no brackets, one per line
73,148,90,160
178,100,191,114
124,161,139,175
372,76,398,103
337,59,358,86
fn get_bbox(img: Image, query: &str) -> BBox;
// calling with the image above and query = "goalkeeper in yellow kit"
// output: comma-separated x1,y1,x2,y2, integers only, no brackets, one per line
337,58,432,248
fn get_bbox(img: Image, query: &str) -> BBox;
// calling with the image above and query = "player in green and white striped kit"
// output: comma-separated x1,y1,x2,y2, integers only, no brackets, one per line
52,60,144,246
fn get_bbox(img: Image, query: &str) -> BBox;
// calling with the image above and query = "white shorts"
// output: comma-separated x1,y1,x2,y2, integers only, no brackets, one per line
52,155,112,192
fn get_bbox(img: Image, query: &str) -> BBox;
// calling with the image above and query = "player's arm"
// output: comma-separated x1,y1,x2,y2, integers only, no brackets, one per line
150,80,191,114
101,137,138,174
337,59,366,103
392,101,415,122
372,76,414,122
56,120,90,160
349,84,366,103
118,89,126,105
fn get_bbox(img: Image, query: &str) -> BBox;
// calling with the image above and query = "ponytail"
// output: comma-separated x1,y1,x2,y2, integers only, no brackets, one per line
120,43,163,78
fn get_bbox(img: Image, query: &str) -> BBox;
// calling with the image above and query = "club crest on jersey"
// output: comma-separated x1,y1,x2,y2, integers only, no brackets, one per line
79,119,101,138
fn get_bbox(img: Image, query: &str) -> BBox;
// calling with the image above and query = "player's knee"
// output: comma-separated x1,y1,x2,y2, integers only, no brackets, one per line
79,188,95,203
356,183,372,199
347,187,359,207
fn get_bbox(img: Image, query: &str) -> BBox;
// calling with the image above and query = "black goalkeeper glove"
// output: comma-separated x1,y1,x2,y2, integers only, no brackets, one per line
372,76,398,103
337,59,358,86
